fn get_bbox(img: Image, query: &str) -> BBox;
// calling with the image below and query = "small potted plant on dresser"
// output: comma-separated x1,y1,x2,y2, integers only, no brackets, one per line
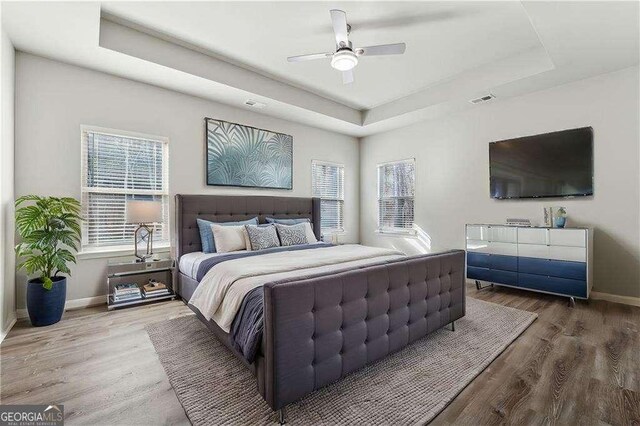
15,196,82,326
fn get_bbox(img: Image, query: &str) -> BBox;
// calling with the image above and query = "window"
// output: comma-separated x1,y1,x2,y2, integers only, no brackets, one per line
81,126,169,252
312,160,344,233
377,159,415,233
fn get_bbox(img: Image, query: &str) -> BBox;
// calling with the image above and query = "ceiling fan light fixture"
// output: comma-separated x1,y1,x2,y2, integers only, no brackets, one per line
286,9,406,84
331,50,358,71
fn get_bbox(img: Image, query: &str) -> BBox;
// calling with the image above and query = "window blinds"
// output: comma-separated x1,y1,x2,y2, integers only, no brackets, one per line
312,161,344,232
81,128,169,251
377,159,415,232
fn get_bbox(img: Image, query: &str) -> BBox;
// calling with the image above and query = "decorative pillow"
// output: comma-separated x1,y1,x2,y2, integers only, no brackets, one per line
244,224,281,251
266,217,310,225
242,227,252,251
197,217,258,253
211,224,248,253
266,217,317,242
302,222,318,243
275,223,309,247
245,224,274,250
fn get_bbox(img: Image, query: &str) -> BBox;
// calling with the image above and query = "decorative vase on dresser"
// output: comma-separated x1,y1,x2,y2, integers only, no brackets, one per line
465,224,593,306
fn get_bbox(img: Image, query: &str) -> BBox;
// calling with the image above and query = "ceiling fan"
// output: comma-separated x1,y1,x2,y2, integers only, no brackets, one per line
287,9,406,84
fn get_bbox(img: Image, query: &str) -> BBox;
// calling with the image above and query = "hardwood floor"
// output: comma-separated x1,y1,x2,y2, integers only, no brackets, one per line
0,301,193,425
432,284,640,426
1,283,638,425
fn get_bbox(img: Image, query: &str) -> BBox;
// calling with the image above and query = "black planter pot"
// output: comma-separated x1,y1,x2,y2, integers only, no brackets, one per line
26,277,66,327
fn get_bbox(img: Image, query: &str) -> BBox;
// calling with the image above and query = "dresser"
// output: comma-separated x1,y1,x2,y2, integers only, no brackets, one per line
465,224,593,304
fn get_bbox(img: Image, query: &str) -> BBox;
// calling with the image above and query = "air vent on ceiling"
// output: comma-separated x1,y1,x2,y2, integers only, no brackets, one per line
469,94,496,105
244,99,267,109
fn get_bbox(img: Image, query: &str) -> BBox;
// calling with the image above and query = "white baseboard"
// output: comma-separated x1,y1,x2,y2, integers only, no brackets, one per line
591,291,640,307
16,295,106,319
1,314,17,343
65,295,106,310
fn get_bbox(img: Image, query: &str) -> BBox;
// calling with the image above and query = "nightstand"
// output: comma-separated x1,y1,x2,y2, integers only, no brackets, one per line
107,257,175,310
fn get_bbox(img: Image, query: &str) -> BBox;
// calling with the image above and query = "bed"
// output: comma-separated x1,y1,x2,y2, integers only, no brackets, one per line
174,194,466,422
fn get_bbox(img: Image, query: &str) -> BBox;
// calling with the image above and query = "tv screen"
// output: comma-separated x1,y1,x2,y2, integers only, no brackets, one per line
490,127,593,199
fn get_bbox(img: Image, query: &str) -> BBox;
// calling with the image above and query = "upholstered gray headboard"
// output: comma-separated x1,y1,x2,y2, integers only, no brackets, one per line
175,194,321,259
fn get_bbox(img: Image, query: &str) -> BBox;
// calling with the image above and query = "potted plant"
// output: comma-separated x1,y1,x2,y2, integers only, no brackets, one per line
15,196,82,326
554,207,567,228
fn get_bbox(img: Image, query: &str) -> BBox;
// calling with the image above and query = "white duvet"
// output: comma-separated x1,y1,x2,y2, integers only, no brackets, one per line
188,244,404,332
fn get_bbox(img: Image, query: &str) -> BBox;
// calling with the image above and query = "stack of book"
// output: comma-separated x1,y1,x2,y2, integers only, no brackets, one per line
112,283,142,303
142,280,170,299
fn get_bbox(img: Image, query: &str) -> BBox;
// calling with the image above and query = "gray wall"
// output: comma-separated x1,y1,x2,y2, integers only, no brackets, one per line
11,52,640,309
1,29,16,333
14,53,360,308
360,66,640,298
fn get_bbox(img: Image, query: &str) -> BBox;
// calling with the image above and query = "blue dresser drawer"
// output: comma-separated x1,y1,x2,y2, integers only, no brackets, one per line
467,253,517,272
468,266,517,285
519,257,586,281
518,273,587,298
490,254,518,272
467,252,490,268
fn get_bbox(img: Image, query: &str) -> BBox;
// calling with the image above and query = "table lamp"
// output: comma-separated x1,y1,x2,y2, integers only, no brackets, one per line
126,200,162,262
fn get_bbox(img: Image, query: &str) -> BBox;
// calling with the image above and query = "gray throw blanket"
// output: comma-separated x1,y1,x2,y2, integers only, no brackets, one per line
230,286,263,363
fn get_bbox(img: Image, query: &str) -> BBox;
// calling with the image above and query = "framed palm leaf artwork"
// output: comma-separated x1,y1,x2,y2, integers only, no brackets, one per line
206,118,293,189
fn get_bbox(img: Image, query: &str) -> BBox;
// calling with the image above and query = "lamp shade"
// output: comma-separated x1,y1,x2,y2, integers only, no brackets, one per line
126,200,162,224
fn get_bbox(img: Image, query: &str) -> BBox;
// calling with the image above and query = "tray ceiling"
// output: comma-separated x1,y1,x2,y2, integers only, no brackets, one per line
101,1,543,110
2,1,638,136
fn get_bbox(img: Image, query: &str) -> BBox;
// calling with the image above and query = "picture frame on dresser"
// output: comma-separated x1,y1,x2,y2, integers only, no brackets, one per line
465,224,593,306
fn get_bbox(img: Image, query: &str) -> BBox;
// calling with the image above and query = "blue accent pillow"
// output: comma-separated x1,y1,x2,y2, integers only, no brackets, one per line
265,217,310,225
197,217,258,253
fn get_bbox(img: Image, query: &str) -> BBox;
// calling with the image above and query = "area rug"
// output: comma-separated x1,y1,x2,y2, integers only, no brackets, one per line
146,298,537,425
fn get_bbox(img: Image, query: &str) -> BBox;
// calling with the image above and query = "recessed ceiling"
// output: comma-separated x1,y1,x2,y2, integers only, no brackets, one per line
101,1,544,110
1,1,638,137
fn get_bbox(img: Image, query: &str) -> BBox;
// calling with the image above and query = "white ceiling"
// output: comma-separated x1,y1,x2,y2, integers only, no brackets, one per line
101,1,544,110
1,1,638,137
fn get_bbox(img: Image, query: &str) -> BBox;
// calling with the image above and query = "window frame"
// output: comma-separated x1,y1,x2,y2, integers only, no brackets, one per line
79,125,170,256
311,160,345,235
376,158,416,235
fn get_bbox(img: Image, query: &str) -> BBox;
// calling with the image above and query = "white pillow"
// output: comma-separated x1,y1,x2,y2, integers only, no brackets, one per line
304,222,318,243
211,224,248,253
243,227,253,251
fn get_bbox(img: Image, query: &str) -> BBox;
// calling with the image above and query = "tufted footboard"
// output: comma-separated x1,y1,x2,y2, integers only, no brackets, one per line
260,249,466,411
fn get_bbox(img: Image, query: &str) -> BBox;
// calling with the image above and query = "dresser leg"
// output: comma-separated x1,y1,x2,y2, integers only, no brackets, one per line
475,280,493,291
278,407,287,425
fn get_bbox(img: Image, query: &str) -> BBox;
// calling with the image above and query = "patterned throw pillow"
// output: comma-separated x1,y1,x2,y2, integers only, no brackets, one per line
275,223,309,247
244,224,281,251
266,217,318,242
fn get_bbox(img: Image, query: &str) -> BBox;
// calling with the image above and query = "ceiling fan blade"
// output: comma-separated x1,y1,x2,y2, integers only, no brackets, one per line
342,69,354,85
287,52,332,62
356,43,406,56
330,9,349,47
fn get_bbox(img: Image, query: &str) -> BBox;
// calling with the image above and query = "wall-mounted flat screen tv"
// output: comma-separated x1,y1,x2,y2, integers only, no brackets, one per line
490,127,593,199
